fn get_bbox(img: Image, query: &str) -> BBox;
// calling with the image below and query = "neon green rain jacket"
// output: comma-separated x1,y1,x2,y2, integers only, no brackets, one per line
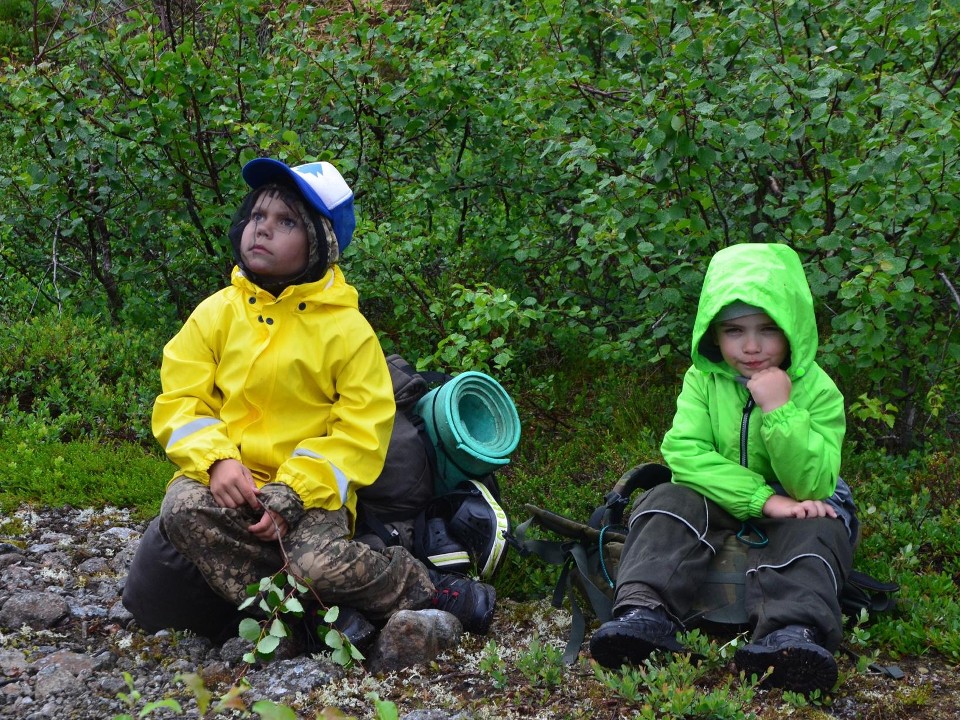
152,265,395,522
660,243,845,520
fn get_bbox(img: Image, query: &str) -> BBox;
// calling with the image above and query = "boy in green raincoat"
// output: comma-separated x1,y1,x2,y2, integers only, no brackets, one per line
590,243,856,694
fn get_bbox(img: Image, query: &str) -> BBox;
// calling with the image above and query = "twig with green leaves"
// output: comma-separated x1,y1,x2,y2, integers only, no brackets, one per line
235,500,365,669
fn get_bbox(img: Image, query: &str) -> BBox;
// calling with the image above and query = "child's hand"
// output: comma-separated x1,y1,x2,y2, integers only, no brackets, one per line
762,494,838,519
248,509,289,542
746,367,792,412
209,458,260,510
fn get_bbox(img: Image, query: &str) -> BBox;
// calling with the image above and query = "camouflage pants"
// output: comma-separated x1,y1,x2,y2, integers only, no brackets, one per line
160,477,435,622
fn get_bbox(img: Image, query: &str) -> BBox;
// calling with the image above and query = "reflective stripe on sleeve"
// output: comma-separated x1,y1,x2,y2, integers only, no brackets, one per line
166,417,222,450
292,448,350,503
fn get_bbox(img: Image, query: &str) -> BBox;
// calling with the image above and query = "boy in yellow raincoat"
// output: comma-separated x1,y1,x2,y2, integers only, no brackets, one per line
148,157,494,647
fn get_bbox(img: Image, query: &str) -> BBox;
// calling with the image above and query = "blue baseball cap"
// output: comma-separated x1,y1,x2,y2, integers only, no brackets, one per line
242,158,356,252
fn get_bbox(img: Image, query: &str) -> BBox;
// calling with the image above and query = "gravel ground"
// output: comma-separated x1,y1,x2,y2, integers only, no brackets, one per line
0,505,957,720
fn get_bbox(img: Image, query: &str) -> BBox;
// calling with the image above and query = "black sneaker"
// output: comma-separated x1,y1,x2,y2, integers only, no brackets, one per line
734,624,838,694
428,571,496,634
422,517,472,574
589,605,685,669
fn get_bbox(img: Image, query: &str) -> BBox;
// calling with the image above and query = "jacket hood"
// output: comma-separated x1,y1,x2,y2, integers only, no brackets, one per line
691,243,818,381
230,264,358,309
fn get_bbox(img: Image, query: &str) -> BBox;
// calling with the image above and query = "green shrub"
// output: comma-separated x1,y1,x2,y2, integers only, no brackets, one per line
0,422,169,515
2,0,957,450
0,313,165,444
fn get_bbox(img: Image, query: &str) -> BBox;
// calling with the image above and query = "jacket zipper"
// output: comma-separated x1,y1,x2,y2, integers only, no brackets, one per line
739,395,756,467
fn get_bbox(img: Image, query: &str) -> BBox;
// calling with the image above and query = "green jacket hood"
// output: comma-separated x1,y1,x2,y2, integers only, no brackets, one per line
691,243,818,381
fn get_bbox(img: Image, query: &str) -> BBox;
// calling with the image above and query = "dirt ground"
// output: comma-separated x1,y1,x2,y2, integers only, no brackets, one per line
368,599,960,720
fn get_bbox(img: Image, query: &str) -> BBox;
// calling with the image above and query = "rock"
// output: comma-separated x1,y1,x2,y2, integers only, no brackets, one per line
0,552,27,568
367,609,462,674
33,665,83,701
245,657,344,700
76,557,110,575
33,650,95,676
0,592,69,629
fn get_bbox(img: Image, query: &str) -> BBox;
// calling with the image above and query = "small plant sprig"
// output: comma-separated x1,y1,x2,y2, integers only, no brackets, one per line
238,571,308,663
113,672,253,719
114,671,183,719
479,639,509,689
236,569,364,668
514,635,565,688
236,501,364,668
847,607,881,671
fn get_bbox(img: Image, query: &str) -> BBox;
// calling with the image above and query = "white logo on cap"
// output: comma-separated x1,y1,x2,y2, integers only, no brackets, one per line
294,162,352,209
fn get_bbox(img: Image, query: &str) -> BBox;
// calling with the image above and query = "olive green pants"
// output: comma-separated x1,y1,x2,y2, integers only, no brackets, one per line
614,482,853,651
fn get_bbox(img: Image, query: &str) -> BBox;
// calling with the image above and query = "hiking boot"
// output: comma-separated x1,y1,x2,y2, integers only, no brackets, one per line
589,605,685,669
332,606,379,654
734,624,838,694
302,605,378,655
428,571,496,635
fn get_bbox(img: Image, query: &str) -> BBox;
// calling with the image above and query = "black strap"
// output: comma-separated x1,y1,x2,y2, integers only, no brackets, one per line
411,510,444,572
355,505,402,547
840,569,900,615
840,646,904,680
588,463,671,530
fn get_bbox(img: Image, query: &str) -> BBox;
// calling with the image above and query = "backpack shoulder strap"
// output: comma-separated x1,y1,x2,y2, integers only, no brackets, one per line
587,463,671,529
513,508,619,663
384,354,431,411
841,569,900,615
355,505,404,548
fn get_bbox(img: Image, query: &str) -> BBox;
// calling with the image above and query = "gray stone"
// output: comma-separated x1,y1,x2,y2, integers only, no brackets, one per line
367,609,462,674
0,649,28,675
0,552,27,568
244,657,344,700
108,599,134,624
76,557,110,575
219,635,254,664
33,649,95,676
101,526,139,543
33,665,82,701
0,591,69,629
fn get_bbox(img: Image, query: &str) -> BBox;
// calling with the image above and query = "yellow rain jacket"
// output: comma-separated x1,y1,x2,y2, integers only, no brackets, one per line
152,265,395,522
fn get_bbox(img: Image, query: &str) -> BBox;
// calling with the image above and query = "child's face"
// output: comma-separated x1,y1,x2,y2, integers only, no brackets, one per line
713,312,788,377
240,192,309,278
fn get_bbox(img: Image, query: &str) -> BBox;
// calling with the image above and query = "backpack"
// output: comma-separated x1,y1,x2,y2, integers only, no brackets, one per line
355,354,513,581
515,463,901,668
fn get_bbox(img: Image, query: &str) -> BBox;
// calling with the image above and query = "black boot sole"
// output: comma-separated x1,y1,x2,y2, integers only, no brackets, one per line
589,624,686,670
735,642,838,693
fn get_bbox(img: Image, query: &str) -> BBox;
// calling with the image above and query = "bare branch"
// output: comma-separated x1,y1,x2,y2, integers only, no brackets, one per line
940,271,960,314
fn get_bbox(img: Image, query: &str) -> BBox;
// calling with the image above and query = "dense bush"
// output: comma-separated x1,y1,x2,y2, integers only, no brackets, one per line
0,422,169,515
0,0,957,450
0,312,165,444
